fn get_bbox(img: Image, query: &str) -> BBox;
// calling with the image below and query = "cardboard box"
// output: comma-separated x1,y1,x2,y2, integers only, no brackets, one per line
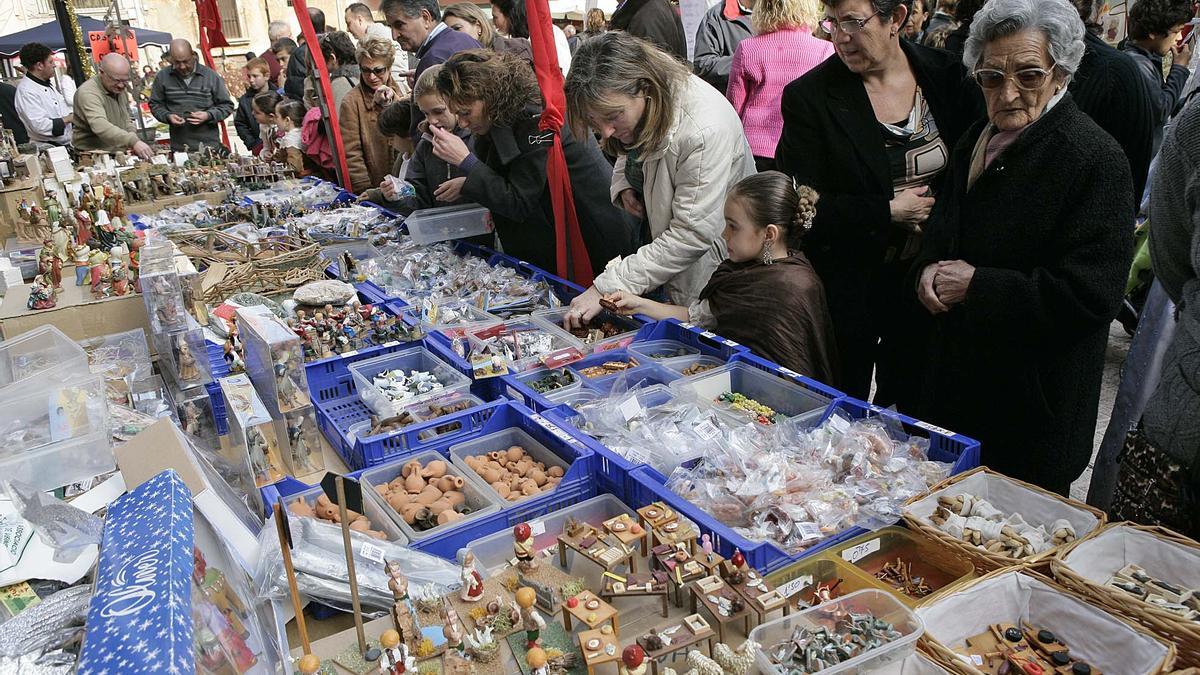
0,280,152,348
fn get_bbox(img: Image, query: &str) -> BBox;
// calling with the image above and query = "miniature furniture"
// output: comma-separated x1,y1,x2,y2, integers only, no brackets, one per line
600,572,670,619
576,628,621,675
562,590,619,636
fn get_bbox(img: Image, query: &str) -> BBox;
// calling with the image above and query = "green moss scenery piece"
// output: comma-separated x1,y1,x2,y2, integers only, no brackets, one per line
505,621,587,675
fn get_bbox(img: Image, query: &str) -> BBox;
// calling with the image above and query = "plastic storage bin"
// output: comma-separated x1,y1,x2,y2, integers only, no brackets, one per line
466,319,586,374
449,427,573,506
826,527,976,607
348,345,472,418
362,449,502,542
346,392,490,448
660,354,726,379
0,325,89,392
628,339,700,362
461,494,637,574
531,306,643,352
405,204,492,244
0,372,112,492
404,300,498,340
671,362,833,428
237,306,312,417
750,589,924,675
139,243,190,334
629,319,751,361
501,367,583,412
762,555,888,607
281,483,409,545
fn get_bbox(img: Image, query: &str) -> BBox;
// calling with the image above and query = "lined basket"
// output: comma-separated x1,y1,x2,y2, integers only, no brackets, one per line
917,567,1176,675
902,466,1107,573
1051,522,1200,668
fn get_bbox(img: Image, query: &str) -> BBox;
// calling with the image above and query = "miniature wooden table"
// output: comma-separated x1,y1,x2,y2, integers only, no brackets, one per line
689,583,752,645
576,628,621,675
652,519,698,556
600,572,669,618
558,523,637,575
637,622,716,675
723,566,790,627
562,590,620,635
651,545,707,607
603,513,646,565
695,550,725,577
637,502,679,555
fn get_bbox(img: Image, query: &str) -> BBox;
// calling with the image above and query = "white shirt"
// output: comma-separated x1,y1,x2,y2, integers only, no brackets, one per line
15,74,72,145
552,25,572,76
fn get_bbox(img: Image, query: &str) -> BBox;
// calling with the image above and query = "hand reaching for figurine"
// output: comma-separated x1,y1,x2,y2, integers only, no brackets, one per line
566,286,604,329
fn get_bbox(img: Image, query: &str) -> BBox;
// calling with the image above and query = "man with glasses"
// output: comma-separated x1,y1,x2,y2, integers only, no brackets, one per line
149,39,234,152
72,53,154,159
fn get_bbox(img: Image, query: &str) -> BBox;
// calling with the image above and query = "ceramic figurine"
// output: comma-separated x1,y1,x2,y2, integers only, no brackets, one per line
527,647,549,675
224,337,245,373
385,560,418,646
702,534,714,562
193,548,250,639
516,587,544,648
274,351,305,411
378,629,413,674
287,412,316,473
74,205,93,246
620,644,648,675
177,339,200,382
26,274,55,310
51,222,69,261
442,604,465,654
181,401,204,438
38,240,62,289
71,242,91,286
109,259,129,296
514,522,536,572
246,426,271,483
459,552,485,602
88,249,110,297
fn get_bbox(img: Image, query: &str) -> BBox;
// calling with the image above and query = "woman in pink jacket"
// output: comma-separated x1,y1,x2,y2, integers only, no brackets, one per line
727,0,833,171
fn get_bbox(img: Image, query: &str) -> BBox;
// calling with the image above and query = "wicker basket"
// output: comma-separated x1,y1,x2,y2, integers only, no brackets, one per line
902,466,1107,573
1051,521,1200,667
918,567,1177,675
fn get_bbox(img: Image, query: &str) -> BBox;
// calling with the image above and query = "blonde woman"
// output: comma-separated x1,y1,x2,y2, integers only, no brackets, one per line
726,0,832,171
563,32,756,327
442,2,532,59
338,37,404,194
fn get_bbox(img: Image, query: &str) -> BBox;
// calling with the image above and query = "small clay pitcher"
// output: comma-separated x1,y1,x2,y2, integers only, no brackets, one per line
548,466,565,478
437,475,465,492
400,502,426,524
427,499,453,516
438,510,465,525
416,484,443,505
422,460,447,479
288,499,315,518
480,466,502,484
402,459,423,478
387,492,411,510
506,446,524,463
493,482,511,499
529,469,547,487
404,472,425,494
444,491,466,508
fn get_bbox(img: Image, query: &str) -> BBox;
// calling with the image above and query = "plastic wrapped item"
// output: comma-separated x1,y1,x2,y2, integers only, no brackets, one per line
153,314,213,388
0,584,89,660
0,326,89,393
4,481,103,563
236,307,311,416
407,298,498,339
533,306,641,351
169,382,220,448
78,329,152,407
253,513,461,614
219,374,287,489
282,406,325,476
0,373,112,493
140,244,190,334
129,376,174,420
466,319,585,374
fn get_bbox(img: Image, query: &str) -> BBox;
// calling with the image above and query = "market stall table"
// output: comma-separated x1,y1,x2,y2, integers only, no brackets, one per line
599,571,670,618
561,590,620,635
637,620,716,675
576,627,621,675
637,502,679,556
651,544,707,607
558,522,637,575
695,550,725,577
689,580,752,645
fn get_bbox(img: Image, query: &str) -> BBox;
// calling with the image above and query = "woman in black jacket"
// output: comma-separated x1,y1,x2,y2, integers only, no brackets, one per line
429,50,641,274
913,0,1134,494
609,0,688,59
775,0,981,405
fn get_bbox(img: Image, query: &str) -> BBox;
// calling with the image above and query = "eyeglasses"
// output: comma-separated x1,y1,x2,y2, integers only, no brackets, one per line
100,70,131,84
972,62,1057,91
818,10,883,35
361,66,389,76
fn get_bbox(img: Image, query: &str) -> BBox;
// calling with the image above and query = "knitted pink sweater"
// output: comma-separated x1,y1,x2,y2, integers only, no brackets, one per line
727,27,834,158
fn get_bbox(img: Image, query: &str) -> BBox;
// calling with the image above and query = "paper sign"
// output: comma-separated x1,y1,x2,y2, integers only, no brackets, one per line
88,30,138,63
530,520,546,536
915,419,957,437
173,152,188,167
694,420,721,441
778,574,813,599
541,347,584,369
841,538,881,564
360,542,386,564
618,394,642,422
797,522,822,542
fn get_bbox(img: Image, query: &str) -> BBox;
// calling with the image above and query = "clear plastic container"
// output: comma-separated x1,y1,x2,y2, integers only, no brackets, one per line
461,494,637,574
671,362,832,428
348,346,472,418
576,363,679,395
322,241,381,279
628,339,701,362
763,555,887,607
282,483,409,545
544,387,601,410
466,319,586,373
237,306,311,417
660,354,725,379
827,527,976,608
510,367,582,401
448,427,572,506
219,374,289,490
139,245,190,334
169,380,219,448
406,300,498,339
872,652,953,674
0,325,89,392
152,314,213,388
282,405,326,477
0,372,113,492
531,307,641,352
347,392,487,445
361,449,502,542
750,589,924,675
405,204,492,244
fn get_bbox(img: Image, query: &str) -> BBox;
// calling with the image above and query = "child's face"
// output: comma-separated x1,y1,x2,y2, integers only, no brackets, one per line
247,68,269,92
417,93,455,132
275,108,293,131
721,196,768,263
252,107,274,126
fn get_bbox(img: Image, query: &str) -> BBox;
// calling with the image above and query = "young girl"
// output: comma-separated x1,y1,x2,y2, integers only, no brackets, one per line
251,91,282,159
273,100,308,177
609,171,839,386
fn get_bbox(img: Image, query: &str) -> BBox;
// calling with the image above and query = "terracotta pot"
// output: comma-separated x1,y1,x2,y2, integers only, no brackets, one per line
548,466,564,478
400,502,426,524
493,482,511,499
465,455,480,471
402,459,423,478
374,484,390,496
438,510,465,525
480,466,502,484
387,492,411,510
404,472,425,494
349,518,372,532
428,499,453,516
515,459,533,477
437,475,464,492
415,484,443,505
388,477,406,492
506,446,525,463
288,499,314,518
422,460,447,479
487,451,504,463
521,479,540,496
444,491,466,508
529,469,547,487
508,476,523,492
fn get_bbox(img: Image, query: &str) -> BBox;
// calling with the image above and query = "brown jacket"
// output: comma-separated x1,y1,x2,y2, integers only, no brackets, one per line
338,81,402,195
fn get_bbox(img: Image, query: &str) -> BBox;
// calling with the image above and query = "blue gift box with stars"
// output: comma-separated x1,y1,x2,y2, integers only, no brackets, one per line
78,469,195,675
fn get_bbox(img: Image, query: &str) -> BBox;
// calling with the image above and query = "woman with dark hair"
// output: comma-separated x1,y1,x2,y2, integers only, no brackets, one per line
442,2,533,59
307,31,360,110
775,0,981,405
607,172,838,384
490,0,572,73
429,49,640,274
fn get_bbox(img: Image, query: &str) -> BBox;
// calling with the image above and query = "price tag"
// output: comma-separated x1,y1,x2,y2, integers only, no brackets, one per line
173,152,188,167
829,415,852,434
699,331,717,339
778,575,813,599
530,520,546,536
841,538,881,564
360,542,386,564
694,420,721,441
618,394,642,422
383,341,401,348
915,420,957,437
679,322,695,329
341,349,359,358
797,522,822,542
778,367,801,380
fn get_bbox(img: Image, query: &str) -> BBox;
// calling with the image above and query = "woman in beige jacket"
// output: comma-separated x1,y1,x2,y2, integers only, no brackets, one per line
563,31,756,323
339,37,405,195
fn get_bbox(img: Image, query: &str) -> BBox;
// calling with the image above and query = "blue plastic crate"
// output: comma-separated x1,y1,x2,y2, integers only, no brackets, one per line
731,351,845,402
629,319,751,362
306,339,504,470
627,396,981,574
203,341,232,435
496,367,583,413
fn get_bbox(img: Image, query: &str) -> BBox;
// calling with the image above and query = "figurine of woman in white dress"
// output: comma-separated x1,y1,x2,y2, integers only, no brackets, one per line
460,552,485,602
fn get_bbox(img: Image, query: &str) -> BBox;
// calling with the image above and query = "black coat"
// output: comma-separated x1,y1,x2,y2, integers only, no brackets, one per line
609,0,688,60
234,90,262,153
913,96,1134,491
0,83,28,145
461,110,642,275
1069,32,1154,203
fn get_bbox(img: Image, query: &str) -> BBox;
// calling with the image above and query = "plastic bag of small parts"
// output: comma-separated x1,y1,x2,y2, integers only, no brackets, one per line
253,515,461,615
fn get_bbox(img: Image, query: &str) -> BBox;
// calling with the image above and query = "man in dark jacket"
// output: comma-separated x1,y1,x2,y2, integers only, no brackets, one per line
610,0,687,60
381,0,481,140
0,83,29,146
149,39,235,152
1069,0,1155,203
1121,0,1193,157
285,8,327,102
922,0,957,38
693,0,752,93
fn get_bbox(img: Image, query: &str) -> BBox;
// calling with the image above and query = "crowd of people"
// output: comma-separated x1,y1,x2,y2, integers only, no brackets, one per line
0,0,1197,533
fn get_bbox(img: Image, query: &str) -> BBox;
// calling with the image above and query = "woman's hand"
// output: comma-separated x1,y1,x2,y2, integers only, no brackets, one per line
603,291,645,315
917,263,949,315
890,187,935,232
373,86,396,109
933,260,975,307
434,177,466,202
566,287,604,329
381,177,398,201
618,188,646,219
430,125,471,167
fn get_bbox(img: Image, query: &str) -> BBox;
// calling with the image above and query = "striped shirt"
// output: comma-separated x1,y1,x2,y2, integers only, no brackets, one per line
149,62,234,151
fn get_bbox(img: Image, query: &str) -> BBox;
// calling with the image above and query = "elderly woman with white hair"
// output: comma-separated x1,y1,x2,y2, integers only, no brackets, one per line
912,0,1134,495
